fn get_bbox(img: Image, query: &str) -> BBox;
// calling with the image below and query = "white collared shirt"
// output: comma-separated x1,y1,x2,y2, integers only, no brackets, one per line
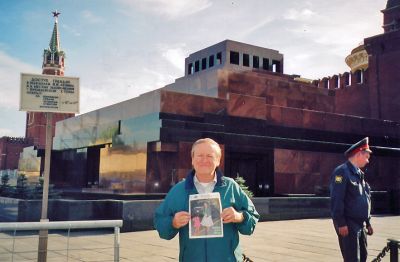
193,173,217,194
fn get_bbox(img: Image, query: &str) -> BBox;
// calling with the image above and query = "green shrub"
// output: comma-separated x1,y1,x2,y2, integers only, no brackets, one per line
0,173,10,196
15,173,30,198
0,174,60,200
234,176,254,198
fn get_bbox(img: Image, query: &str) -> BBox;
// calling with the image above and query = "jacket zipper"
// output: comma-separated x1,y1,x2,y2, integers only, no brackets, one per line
205,238,207,262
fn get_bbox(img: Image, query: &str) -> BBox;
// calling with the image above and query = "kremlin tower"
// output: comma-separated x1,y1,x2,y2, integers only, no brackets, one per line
382,0,400,32
25,12,74,149
364,0,400,122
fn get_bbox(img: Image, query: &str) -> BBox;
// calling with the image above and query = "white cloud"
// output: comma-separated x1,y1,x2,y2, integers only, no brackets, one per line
160,45,187,70
81,10,104,24
117,0,212,19
0,51,39,137
76,65,178,114
79,86,110,113
276,1,383,79
0,50,39,109
283,8,315,21
0,127,13,137
62,24,81,37
0,107,26,137
238,17,274,39
142,67,177,88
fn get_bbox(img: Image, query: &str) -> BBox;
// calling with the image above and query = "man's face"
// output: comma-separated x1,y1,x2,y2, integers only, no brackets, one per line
191,142,221,178
357,151,371,168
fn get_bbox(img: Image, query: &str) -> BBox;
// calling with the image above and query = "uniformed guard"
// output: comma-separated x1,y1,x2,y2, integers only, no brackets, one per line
330,137,374,262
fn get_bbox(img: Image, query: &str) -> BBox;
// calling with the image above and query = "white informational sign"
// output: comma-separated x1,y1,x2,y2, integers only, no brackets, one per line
20,73,80,113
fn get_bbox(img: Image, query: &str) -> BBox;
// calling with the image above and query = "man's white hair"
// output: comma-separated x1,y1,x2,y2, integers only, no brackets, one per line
191,138,221,159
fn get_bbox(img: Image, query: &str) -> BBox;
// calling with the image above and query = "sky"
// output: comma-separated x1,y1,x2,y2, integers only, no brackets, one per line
0,0,387,137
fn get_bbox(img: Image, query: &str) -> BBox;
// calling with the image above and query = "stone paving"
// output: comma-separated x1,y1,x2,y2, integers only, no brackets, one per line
0,215,398,261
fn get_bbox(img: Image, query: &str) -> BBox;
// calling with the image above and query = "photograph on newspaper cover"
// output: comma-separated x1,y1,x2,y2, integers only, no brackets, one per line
189,192,223,239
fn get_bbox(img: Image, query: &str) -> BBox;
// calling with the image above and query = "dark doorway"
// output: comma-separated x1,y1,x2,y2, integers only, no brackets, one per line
86,145,104,187
225,150,274,197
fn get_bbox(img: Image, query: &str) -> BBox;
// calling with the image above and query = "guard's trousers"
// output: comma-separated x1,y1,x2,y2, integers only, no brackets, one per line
336,225,368,262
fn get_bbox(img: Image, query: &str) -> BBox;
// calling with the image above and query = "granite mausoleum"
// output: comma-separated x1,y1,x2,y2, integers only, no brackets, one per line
2,2,398,205
44,2,400,199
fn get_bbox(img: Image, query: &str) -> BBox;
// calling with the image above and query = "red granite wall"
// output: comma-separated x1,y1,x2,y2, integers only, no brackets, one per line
274,149,342,194
216,69,399,136
177,141,192,181
366,155,400,191
0,137,32,170
273,148,398,194
160,90,226,117
225,70,334,113
161,67,400,138
334,82,370,117
157,62,400,194
227,93,266,120
365,30,400,123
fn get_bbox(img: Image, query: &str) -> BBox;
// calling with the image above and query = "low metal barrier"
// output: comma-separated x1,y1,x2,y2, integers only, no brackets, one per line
372,239,400,262
0,220,123,261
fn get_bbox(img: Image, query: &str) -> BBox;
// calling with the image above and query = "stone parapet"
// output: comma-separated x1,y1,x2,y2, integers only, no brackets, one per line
0,194,394,232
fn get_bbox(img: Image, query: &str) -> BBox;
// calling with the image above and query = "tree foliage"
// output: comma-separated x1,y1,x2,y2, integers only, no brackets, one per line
0,174,60,199
234,175,254,198
0,173,10,196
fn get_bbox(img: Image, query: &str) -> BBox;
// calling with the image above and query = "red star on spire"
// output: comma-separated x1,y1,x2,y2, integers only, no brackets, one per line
52,11,61,17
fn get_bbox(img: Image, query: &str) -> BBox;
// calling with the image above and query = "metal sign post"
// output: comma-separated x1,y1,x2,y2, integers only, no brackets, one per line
20,73,79,262
37,112,52,262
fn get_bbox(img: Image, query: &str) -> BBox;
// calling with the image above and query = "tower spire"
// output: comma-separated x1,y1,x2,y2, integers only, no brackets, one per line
49,11,61,53
42,10,65,76
386,0,400,9
382,0,400,33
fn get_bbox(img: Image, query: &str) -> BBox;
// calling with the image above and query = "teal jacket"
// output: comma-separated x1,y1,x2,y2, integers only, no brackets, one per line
154,169,259,262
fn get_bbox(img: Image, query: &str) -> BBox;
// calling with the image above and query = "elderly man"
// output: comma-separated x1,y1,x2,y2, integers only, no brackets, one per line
154,138,259,262
330,137,374,262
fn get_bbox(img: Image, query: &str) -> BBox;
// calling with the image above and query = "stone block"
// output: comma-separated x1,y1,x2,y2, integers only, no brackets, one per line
344,116,364,134
294,173,320,194
303,110,325,130
274,149,303,174
324,113,346,133
227,75,268,97
227,92,266,120
274,172,295,194
252,197,331,221
160,91,203,117
281,107,303,128
122,200,160,231
266,104,282,124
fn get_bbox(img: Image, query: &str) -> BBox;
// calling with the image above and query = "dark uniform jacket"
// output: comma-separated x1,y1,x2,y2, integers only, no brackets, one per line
330,161,371,229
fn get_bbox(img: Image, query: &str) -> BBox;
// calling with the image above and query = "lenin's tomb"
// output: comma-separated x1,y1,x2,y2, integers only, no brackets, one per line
18,1,400,204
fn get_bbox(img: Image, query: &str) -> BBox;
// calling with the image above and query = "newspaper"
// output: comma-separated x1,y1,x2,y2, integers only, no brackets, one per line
189,192,223,239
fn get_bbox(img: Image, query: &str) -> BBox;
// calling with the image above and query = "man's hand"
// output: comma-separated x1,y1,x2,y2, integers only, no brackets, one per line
172,211,190,229
338,226,349,237
366,225,374,236
221,207,244,224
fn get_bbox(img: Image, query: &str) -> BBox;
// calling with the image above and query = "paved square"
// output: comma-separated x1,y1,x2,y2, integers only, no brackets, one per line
119,215,399,261
0,215,398,261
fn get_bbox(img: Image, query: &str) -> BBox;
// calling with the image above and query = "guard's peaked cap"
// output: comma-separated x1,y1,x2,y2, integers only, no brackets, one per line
344,137,373,157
